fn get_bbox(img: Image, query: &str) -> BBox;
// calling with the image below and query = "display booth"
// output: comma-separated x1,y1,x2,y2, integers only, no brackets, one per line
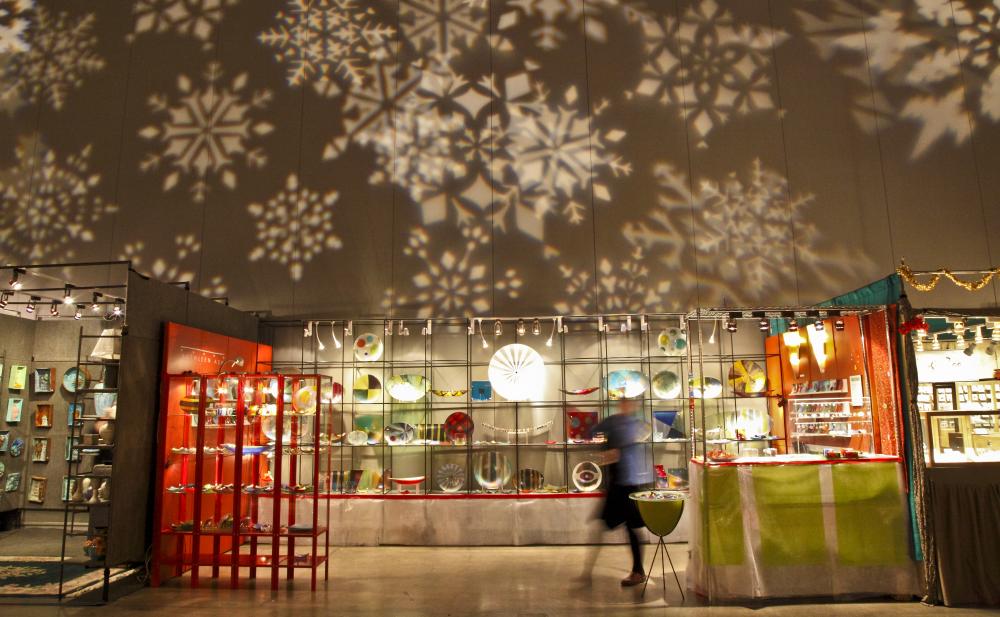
0,263,257,602
909,310,1000,606
684,307,919,601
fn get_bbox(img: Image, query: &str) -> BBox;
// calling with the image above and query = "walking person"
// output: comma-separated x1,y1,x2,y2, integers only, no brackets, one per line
593,398,651,587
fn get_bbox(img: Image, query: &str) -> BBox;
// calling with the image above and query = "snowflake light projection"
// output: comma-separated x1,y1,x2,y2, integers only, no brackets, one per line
503,85,631,228
259,0,394,97
0,135,117,262
130,0,238,50
797,0,1000,158
624,159,826,304
399,0,488,58
384,225,522,318
247,173,343,281
4,6,104,111
118,234,228,296
554,247,673,314
497,0,624,51
0,0,32,53
139,62,274,203
630,0,784,147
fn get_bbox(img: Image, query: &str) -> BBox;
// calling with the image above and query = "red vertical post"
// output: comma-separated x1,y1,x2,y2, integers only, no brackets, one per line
190,377,208,588
230,375,246,588
270,375,285,590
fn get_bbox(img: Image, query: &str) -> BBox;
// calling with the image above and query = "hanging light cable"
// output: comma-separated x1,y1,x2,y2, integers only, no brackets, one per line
331,321,342,349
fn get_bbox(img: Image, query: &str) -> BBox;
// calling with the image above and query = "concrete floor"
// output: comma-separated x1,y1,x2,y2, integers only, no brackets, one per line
0,526,65,558
3,545,997,616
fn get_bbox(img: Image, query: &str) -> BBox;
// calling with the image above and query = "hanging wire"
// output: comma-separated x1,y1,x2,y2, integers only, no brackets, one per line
580,0,602,315
945,1,1000,307
858,0,898,277
765,0,802,305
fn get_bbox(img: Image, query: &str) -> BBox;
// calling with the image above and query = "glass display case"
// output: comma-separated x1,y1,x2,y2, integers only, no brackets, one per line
919,380,1000,465
152,372,332,590
263,314,693,496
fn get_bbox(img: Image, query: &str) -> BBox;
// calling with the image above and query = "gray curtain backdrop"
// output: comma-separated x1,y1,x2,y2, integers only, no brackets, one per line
1,0,999,316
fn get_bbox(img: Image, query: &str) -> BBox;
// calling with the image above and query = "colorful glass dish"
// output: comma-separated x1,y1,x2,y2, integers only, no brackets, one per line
566,409,599,441
657,327,687,356
355,415,382,443
653,411,685,440
651,370,681,399
389,476,425,487
384,422,415,445
435,463,465,493
222,443,270,455
729,360,767,396
431,389,467,398
605,370,648,400
445,412,474,443
471,381,491,401
572,461,603,492
62,367,89,393
386,374,430,403
261,415,314,444
353,373,381,403
292,385,317,413
354,332,384,362
417,423,447,442
518,468,544,492
488,344,545,401
473,451,513,492
689,376,723,399
561,386,599,396
322,381,344,405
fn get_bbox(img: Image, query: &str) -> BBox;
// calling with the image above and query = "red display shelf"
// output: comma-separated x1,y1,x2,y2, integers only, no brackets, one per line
152,334,332,592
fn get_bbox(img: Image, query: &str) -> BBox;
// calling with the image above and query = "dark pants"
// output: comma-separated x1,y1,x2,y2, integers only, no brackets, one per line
601,483,645,574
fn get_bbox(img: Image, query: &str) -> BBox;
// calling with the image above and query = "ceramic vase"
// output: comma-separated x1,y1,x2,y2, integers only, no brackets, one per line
97,480,110,503
97,421,115,445
81,478,95,503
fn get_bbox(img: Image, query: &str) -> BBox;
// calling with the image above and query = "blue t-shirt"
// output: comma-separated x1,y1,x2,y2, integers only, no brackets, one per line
593,414,651,486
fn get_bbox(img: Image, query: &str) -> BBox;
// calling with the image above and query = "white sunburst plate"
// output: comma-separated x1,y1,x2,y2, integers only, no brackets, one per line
488,343,545,402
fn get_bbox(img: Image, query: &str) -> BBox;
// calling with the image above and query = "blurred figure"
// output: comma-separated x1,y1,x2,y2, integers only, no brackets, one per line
592,398,651,587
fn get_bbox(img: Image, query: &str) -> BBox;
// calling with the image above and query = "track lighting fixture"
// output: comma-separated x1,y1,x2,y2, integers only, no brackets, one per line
813,319,825,332
8,268,24,291
385,320,393,336
317,322,326,351
303,321,313,337
399,320,409,336
113,299,124,317
788,320,798,333
345,320,353,336
0,292,7,309
26,296,37,313
726,312,739,333
74,305,83,320
640,315,648,332
50,300,60,316
91,292,102,311
532,319,541,336
331,321,342,349
517,320,526,337
422,320,432,336
546,318,557,347
494,320,502,337
834,318,845,332
63,284,74,305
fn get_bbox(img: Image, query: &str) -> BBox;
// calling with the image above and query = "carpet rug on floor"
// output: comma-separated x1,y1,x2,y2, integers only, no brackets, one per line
0,556,105,596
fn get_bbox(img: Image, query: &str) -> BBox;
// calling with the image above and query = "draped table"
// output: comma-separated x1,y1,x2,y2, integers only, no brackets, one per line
688,454,919,600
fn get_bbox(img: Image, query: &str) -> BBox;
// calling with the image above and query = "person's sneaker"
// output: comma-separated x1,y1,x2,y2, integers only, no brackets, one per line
620,572,645,587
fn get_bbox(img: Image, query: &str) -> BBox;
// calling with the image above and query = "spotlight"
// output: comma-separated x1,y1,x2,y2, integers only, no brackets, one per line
813,320,825,332
50,300,60,316
532,319,541,336
8,268,24,291
91,292,102,311
317,322,326,351
834,318,845,332
517,320,526,337
345,320,353,336
112,299,123,317
385,320,393,336
303,321,313,338
546,318,557,347
788,320,798,333
752,311,768,332
0,292,7,309
422,320,432,336
25,296,37,313
74,304,83,320
331,321,342,349
494,320,502,336
726,312,739,333
63,284,74,305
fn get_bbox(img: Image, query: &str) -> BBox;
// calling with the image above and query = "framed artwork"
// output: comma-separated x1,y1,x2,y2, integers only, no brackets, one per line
31,437,49,463
5,472,20,492
0,431,8,452
33,368,55,394
62,476,77,502
8,365,27,390
65,436,79,462
27,476,46,503
34,404,53,429
68,403,84,426
4,398,21,423
471,380,492,401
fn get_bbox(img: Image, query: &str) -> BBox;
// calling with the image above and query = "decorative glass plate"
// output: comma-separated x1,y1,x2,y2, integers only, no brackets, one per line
689,377,723,399
431,389,467,398
605,370,648,400
292,385,317,413
657,327,687,356
566,409,599,441
62,367,89,393
572,461,603,492
353,373,381,403
518,468,544,492
561,386,599,396
386,374,430,403
436,463,465,492
488,344,545,401
354,332,384,362
473,451,512,492
651,370,681,399
729,360,767,396
384,422,415,445
345,430,368,446
445,412,474,443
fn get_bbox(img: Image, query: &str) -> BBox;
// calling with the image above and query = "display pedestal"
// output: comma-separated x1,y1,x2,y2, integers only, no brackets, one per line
688,457,918,600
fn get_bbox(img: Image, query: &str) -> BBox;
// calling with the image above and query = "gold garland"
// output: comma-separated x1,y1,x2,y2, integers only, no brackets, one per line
897,261,1000,292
